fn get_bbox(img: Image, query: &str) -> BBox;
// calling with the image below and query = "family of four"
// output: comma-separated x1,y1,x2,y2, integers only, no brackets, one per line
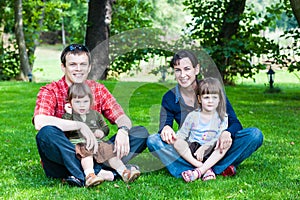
33,44,263,187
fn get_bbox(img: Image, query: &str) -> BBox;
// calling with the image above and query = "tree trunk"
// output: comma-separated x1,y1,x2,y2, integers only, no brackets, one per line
14,0,31,81
85,0,109,80
62,17,66,48
216,0,246,84
27,0,45,72
218,0,246,42
290,0,300,27
0,25,3,73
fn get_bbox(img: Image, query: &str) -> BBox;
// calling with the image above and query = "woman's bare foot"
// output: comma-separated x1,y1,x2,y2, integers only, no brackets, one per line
97,169,114,181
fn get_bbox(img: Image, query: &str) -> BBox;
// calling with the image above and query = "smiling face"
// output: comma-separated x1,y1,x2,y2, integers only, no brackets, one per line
173,57,199,89
71,95,91,115
61,53,91,86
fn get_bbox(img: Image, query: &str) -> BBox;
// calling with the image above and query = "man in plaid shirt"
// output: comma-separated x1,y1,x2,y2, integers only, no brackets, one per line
33,44,149,187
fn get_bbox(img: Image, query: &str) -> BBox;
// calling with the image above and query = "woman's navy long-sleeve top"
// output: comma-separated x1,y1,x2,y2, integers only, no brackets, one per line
159,85,243,138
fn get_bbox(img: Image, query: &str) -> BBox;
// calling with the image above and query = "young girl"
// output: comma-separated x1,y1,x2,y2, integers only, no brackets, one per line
63,83,140,187
173,77,230,182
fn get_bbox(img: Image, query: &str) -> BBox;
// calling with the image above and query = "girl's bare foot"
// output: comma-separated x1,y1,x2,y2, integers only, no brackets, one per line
97,169,114,181
194,161,203,168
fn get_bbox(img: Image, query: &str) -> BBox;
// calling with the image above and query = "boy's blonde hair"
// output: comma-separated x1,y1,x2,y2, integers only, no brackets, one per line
67,83,93,106
197,77,226,120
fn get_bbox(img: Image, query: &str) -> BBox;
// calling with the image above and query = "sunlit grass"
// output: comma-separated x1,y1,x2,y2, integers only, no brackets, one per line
0,81,299,199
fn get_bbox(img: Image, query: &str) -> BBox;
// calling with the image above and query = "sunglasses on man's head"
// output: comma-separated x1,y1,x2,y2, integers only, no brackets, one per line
67,44,89,52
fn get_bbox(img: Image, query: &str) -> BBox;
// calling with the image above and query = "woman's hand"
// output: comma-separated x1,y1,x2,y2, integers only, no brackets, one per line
76,122,98,154
160,125,176,144
215,131,232,154
114,129,130,159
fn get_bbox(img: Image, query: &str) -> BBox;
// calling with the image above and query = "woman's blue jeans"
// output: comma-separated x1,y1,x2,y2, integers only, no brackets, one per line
147,127,263,178
36,125,149,182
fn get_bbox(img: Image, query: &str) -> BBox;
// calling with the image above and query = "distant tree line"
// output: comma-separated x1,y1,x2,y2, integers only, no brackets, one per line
0,0,299,83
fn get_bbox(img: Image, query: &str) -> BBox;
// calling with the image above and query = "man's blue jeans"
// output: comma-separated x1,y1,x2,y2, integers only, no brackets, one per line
36,125,149,182
147,127,263,178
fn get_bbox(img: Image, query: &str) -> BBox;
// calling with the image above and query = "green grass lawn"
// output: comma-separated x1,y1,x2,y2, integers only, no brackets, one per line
0,80,299,199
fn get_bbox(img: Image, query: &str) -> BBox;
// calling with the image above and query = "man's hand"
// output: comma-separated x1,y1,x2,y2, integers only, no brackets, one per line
113,129,130,159
160,125,176,144
77,122,98,154
94,129,104,139
215,131,232,154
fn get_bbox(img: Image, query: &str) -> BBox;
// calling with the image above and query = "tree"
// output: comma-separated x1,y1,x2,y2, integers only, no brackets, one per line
109,0,155,76
85,0,109,80
85,0,157,80
0,0,20,80
14,0,31,81
59,0,88,44
215,0,247,82
290,0,300,26
183,0,281,84
269,0,300,73
0,0,68,80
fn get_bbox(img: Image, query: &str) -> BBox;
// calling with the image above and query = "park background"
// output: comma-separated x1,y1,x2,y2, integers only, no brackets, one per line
0,0,299,199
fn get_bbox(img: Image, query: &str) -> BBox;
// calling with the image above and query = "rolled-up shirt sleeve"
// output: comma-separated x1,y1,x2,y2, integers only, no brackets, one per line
33,78,69,123
34,87,56,117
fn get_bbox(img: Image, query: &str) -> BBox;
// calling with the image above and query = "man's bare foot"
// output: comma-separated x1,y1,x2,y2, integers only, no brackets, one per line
97,170,114,181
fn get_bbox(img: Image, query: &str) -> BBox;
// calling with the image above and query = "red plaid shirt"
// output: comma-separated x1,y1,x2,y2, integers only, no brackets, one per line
33,76,124,124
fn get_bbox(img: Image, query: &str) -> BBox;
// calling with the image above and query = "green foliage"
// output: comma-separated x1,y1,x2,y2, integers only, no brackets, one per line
0,0,69,80
276,28,300,72
41,1,71,31
2,0,299,82
182,0,300,84
183,0,285,84
110,0,153,36
146,0,188,37
109,0,158,75
0,43,20,81
0,81,299,199
259,0,300,73
22,1,70,63
109,0,194,78
60,0,88,44
149,65,170,82
0,1,14,33
242,0,298,31
256,0,298,30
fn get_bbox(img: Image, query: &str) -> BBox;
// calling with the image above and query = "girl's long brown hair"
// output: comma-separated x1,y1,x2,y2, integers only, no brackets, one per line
197,77,226,121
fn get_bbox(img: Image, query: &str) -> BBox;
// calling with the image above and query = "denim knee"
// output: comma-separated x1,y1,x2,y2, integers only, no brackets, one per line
238,127,264,152
147,134,159,151
131,126,149,139
250,127,264,149
36,126,62,142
